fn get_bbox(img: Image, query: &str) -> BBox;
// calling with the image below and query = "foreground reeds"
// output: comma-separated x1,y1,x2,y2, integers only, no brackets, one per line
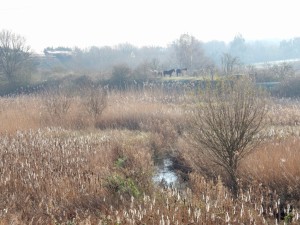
0,128,155,224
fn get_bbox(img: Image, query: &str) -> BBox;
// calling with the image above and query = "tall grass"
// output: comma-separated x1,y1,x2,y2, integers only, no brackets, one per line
0,86,299,224
242,138,300,205
0,128,155,224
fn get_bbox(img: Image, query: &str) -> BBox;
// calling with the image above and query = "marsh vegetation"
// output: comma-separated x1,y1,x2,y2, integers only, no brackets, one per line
1,30,300,224
0,78,299,224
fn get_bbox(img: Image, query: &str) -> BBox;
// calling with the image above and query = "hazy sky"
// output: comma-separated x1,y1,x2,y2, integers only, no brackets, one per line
1,0,299,52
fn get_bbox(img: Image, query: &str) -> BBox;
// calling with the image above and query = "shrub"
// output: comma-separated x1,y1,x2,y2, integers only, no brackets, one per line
41,87,72,124
105,174,141,199
109,64,132,89
81,85,107,124
187,78,268,196
272,76,300,98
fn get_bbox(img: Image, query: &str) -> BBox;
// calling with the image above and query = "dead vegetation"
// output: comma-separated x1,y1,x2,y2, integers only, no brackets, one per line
0,83,299,224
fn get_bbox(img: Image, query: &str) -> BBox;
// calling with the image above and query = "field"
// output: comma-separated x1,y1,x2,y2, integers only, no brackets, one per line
0,84,300,224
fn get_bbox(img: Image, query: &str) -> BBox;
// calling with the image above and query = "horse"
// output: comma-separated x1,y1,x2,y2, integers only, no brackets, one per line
163,69,175,77
175,68,188,76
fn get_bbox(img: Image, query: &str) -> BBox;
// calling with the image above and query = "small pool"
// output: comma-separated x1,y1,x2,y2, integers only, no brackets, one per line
153,158,178,185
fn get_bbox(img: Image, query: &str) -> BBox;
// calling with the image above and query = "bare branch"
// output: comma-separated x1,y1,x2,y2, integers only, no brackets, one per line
187,78,268,196
0,30,31,83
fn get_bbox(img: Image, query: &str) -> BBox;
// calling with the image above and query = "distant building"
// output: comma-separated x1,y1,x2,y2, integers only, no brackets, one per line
42,49,73,61
44,49,73,58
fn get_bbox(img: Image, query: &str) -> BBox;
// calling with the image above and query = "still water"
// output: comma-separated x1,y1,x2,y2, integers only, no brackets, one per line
153,158,178,185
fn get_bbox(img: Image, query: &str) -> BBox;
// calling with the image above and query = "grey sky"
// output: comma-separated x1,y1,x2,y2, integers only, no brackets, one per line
1,0,299,52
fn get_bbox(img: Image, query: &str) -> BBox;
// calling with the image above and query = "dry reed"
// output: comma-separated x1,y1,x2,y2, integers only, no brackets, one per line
0,87,299,224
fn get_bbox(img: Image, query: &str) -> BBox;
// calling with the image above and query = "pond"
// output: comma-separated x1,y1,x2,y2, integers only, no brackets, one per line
153,158,179,186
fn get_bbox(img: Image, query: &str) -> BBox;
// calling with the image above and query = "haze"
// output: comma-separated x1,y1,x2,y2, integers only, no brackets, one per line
1,0,299,52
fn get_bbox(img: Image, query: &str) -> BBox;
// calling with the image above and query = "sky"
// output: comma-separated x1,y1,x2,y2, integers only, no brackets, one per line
1,0,300,53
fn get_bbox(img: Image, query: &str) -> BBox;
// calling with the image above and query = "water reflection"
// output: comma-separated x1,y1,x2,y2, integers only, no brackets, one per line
153,158,178,185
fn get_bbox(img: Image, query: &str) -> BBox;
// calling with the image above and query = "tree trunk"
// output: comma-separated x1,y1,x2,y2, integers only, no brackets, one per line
228,169,239,198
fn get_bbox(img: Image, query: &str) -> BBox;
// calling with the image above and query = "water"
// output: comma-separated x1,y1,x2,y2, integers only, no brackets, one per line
153,158,178,185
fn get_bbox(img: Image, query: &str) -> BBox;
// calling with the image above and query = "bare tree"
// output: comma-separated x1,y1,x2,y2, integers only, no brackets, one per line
270,62,294,79
0,30,32,83
187,78,268,196
204,61,217,81
173,34,208,70
42,86,72,124
221,53,240,75
82,85,107,124
149,58,160,71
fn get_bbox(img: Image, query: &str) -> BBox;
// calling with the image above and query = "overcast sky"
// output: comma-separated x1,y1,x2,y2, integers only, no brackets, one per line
1,0,299,52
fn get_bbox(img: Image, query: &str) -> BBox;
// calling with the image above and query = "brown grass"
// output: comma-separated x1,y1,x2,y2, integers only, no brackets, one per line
268,98,300,126
241,137,300,205
0,95,42,133
0,88,299,224
0,128,155,224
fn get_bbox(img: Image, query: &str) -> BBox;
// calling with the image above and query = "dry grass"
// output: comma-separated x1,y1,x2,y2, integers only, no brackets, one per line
0,95,42,133
268,98,300,126
0,87,299,224
241,138,300,205
82,175,299,224
0,128,155,224
0,88,187,133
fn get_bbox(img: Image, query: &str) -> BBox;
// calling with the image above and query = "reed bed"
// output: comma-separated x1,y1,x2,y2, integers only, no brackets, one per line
0,125,298,224
0,87,299,224
242,137,300,206
0,128,155,224
78,175,299,224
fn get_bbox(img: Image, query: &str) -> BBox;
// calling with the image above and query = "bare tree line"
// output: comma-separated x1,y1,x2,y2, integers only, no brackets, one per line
1,29,300,88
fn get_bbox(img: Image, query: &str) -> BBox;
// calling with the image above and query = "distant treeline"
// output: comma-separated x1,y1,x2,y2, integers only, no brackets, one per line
36,34,300,74
2,31,300,97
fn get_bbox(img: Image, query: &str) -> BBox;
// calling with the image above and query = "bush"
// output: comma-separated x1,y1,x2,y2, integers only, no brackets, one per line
109,64,132,89
187,78,268,196
81,85,107,124
272,76,300,98
41,86,72,124
105,174,141,199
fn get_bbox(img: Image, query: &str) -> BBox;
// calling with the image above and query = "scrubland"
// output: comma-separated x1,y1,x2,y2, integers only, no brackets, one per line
0,85,299,224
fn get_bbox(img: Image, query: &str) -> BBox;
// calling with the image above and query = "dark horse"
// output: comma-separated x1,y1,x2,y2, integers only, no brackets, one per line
163,69,175,77
175,68,187,76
